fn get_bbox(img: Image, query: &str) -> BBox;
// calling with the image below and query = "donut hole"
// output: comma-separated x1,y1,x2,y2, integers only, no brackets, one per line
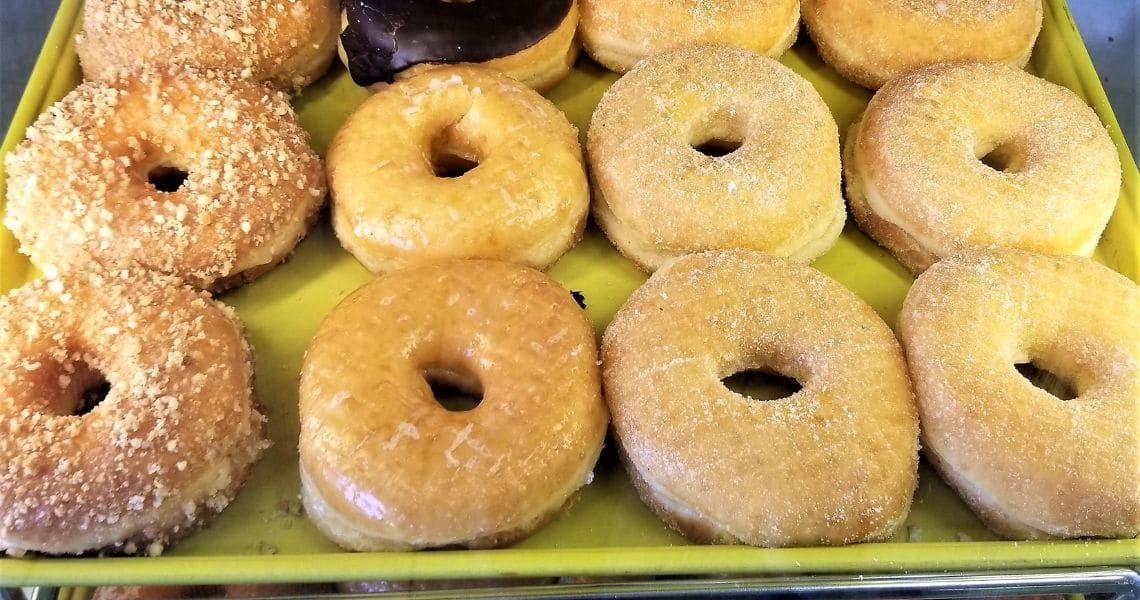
424,366,483,412
429,123,483,179
1015,361,1077,401
721,368,802,402
147,165,190,193
691,134,744,158
976,142,1024,174
34,358,112,416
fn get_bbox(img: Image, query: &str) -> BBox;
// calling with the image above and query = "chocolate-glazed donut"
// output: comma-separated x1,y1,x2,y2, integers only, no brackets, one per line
339,0,580,92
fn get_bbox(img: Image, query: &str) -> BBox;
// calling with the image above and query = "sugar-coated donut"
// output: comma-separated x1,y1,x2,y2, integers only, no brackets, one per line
802,0,1042,89
899,251,1139,539
327,66,588,274
0,270,267,556
580,0,799,73
589,46,844,271
603,250,919,546
845,61,1121,274
78,0,338,92
339,0,580,92
299,260,607,550
4,67,326,292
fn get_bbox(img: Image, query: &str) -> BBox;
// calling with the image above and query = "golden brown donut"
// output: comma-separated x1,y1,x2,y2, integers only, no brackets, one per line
802,0,1042,89
0,270,267,556
78,0,338,92
579,0,799,73
327,66,588,274
845,61,1121,274
899,251,1139,539
299,260,608,550
603,250,920,546
338,0,580,93
3,67,326,292
589,45,844,271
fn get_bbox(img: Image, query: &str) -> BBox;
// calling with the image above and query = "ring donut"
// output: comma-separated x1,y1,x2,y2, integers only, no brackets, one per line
78,0,338,92
0,270,267,555
589,45,844,271
899,251,1139,539
844,61,1121,274
300,260,607,550
338,0,580,92
802,0,1042,89
603,250,919,546
580,0,799,73
328,66,588,274
3,67,326,292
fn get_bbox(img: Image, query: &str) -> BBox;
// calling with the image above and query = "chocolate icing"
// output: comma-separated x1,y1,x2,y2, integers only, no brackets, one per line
341,0,574,87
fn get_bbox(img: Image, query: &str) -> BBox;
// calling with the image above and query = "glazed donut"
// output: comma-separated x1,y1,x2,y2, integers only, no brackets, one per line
339,0,580,92
589,45,844,272
579,0,799,73
898,251,1139,539
802,0,1042,89
0,270,267,556
78,0,338,92
327,66,588,274
845,61,1121,274
602,250,919,546
300,260,607,551
4,67,326,292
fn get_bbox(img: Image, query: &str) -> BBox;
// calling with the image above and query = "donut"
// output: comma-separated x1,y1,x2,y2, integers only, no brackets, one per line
898,251,1139,539
844,61,1121,275
602,250,919,546
3,67,326,292
801,0,1042,89
299,260,607,550
77,0,338,92
0,270,267,555
589,45,844,272
327,66,588,274
339,0,580,92
579,0,799,73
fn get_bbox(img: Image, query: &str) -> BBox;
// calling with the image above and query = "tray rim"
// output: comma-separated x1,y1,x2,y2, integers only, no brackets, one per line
0,0,1138,587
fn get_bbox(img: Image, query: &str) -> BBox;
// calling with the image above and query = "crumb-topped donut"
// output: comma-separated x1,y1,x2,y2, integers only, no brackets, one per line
339,0,580,92
899,251,1139,539
4,67,326,292
802,0,1042,89
300,260,607,550
603,250,919,546
589,45,844,271
845,61,1121,274
0,270,267,556
78,0,338,92
327,66,588,274
580,0,799,73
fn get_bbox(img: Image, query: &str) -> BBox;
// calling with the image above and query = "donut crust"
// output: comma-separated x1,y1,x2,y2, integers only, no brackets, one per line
589,45,845,272
299,260,607,550
603,251,920,547
899,251,1140,539
844,61,1121,274
802,0,1042,89
580,0,799,73
0,271,267,555
3,68,326,292
327,66,588,274
78,0,339,92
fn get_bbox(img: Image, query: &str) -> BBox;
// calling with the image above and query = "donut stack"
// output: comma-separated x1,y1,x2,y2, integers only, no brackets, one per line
2,0,1136,568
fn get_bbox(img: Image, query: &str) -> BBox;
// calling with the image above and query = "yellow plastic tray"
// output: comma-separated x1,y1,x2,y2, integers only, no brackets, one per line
1,0,1137,588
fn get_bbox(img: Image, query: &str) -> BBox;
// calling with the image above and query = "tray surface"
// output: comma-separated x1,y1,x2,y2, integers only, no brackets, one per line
0,0,1137,587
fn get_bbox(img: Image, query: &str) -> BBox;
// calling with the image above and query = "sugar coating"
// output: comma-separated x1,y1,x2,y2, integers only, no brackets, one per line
0,269,268,555
4,67,326,292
